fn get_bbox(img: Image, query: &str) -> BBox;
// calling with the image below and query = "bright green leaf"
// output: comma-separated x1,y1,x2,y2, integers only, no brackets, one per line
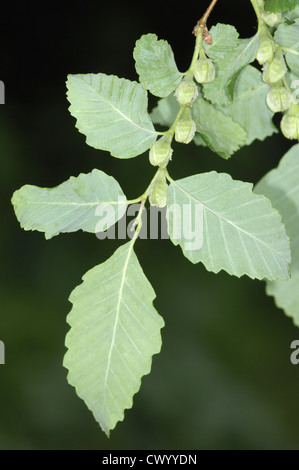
64,242,164,435
192,98,247,158
167,172,290,280
218,65,277,145
134,34,182,98
202,24,259,105
255,143,299,326
66,74,157,159
11,170,127,239
265,0,299,13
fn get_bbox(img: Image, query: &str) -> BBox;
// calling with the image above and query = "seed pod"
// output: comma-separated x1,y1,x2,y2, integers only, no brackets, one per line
266,84,292,113
175,108,196,144
193,57,215,84
256,35,275,65
261,11,282,27
263,49,287,84
174,77,198,106
280,114,299,140
149,174,168,208
149,135,173,168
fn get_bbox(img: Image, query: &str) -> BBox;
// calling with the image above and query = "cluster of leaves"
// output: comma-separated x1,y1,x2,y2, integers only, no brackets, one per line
11,0,299,436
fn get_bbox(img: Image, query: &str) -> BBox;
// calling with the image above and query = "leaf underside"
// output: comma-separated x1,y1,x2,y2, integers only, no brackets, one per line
66,73,156,159
11,170,127,239
167,172,290,280
255,143,299,326
64,242,164,436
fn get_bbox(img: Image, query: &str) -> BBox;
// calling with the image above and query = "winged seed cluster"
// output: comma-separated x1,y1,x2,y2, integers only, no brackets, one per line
11,0,299,435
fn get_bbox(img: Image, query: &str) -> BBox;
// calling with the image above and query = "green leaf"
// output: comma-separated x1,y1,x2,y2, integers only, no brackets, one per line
167,172,290,280
218,65,277,145
150,93,180,128
11,170,127,239
202,24,259,105
134,34,182,98
265,0,299,13
255,143,299,326
63,242,164,435
192,98,247,158
66,74,157,159
274,20,299,76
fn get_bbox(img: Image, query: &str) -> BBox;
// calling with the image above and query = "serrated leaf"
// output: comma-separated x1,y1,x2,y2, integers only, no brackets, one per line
192,98,247,158
202,24,259,105
167,172,290,280
150,93,180,127
274,20,299,75
134,34,182,98
283,5,299,20
265,0,299,13
218,65,277,145
63,242,164,435
66,74,157,159
255,143,299,326
11,170,127,239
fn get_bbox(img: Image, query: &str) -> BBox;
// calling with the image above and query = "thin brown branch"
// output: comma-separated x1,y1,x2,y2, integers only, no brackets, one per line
193,0,219,37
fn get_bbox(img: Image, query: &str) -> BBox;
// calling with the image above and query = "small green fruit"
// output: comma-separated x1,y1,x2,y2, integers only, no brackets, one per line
266,84,292,113
256,35,275,65
263,49,287,84
175,108,196,144
149,173,168,208
149,135,173,168
193,57,215,84
261,11,282,27
280,104,299,140
174,77,198,106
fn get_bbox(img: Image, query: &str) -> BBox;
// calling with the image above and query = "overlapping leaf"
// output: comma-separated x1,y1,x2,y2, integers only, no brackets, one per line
11,170,127,239
192,98,247,158
202,24,259,105
134,34,182,98
265,0,299,12
167,172,290,280
218,65,277,145
64,242,164,435
275,19,299,76
255,143,299,326
66,74,157,159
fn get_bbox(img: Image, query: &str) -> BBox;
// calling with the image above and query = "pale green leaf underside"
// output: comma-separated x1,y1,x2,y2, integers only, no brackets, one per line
167,172,290,280
192,98,247,158
203,24,259,105
218,65,277,145
67,73,157,159
64,242,164,435
255,143,299,326
275,20,299,76
11,170,127,239
133,33,182,98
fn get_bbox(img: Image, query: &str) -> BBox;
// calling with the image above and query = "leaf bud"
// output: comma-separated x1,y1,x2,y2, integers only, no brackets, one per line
149,171,168,208
280,104,299,140
149,135,173,168
193,57,215,84
256,35,275,65
261,11,282,27
174,77,198,106
175,108,196,144
266,84,292,113
263,49,287,84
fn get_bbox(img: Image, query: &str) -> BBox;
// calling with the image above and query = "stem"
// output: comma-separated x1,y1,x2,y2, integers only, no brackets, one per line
198,0,219,28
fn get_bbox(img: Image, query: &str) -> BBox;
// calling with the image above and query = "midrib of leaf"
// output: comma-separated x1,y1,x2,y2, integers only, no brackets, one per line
82,81,157,135
103,239,135,401
170,179,286,261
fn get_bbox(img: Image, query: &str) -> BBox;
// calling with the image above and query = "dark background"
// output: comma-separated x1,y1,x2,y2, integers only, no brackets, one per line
0,0,298,449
